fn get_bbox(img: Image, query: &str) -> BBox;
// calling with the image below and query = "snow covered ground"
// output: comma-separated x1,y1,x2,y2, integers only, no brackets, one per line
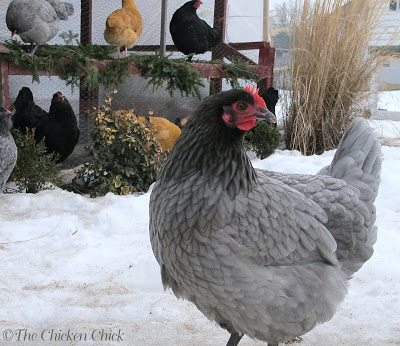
0,121,399,345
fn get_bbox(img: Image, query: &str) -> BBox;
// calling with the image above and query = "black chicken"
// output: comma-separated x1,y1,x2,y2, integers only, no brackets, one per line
170,0,222,60
260,86,279,128
45,92,79,162
13,87,48,141
260,86,279,115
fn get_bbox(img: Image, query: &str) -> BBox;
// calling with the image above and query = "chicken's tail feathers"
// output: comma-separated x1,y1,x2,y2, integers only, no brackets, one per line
61,2,74,17
47,0,74,20
318,117,382,274
211,27,222,46
319,117,382,195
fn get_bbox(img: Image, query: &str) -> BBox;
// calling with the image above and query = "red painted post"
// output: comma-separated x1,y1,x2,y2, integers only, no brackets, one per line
0,45,11,109
210,0,228,94
257,42,275,91
0,61,11,109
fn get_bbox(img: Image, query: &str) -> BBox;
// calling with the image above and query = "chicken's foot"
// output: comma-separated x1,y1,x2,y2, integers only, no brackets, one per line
226,333,242,346
186,53,195,62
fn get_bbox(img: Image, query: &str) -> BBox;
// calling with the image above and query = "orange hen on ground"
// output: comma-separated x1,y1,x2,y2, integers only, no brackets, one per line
104,0,143,57
116,110,182,152
137,116,182,153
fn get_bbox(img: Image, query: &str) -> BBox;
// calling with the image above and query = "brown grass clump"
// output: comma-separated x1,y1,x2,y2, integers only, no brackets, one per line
284,0,384,155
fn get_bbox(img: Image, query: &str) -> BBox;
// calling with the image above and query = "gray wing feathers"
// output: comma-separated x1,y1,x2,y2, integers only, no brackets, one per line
227,178,339,267
261,118,381,275
45,0,74,20
0,137,17,192
7,0,57,25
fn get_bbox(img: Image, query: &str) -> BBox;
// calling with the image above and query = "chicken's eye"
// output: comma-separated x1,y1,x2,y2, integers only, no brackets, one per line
236,101,248,112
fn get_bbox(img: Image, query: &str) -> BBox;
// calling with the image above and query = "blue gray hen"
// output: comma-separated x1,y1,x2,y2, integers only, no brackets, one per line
149,86,382,346
6,0,74,54
0,107,17,193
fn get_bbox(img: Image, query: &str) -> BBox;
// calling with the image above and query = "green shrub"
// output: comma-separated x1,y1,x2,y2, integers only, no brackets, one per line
10,129,60,193
245,122,281,159
75,93,166,197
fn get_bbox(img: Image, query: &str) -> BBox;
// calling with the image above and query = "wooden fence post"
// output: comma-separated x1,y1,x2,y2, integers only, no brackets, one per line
0,45,11,109
210,0,228,95
79,0,98,142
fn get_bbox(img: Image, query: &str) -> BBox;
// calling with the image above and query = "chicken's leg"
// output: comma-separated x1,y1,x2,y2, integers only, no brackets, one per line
26,43,39,56
124,47,128,57
226,333,242,346
186,53,195,62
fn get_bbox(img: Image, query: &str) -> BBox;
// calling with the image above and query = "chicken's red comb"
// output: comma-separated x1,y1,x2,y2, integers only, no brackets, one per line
243,85,266,108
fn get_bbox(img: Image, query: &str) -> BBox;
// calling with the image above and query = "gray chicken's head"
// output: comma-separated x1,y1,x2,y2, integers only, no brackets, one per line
0,106,13,132
188,85,276,137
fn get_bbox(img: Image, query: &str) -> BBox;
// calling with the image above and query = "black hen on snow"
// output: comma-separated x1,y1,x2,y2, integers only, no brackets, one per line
44,92,79,162
13,87,48,141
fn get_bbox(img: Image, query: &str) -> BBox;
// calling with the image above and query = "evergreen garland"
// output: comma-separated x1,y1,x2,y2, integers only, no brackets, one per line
1,39,261,97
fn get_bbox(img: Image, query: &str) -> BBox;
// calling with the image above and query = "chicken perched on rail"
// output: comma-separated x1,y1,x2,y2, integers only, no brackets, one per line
149,86,381,346
0,107,17,193
170,0,222,61
104,0,143,57
6,0,74,55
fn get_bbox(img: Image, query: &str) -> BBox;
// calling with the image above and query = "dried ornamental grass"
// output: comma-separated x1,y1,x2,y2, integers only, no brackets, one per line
284,0,385,154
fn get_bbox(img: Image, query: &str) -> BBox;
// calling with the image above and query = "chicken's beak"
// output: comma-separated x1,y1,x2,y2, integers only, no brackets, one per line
0,106,13,118
1,106,11,114
255,106,277,125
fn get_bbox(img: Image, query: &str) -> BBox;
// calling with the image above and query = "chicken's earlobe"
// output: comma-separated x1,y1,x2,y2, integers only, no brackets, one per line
222,106,236,127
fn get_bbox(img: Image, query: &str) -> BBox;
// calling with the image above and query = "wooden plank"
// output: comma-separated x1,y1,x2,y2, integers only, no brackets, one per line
8,42,272,54
258,43,275,90
0,62,12,109
8,65,54,76
210,0,228,94
0,44,10,54
216,43,255,64
213,0,228,40
230,41,270,50
131,42,269,51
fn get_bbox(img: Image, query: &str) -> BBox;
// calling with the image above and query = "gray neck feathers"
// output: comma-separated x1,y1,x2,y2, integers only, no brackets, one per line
159,111,256,199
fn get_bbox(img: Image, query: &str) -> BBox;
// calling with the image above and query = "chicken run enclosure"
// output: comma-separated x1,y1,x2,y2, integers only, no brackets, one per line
0,0,275,143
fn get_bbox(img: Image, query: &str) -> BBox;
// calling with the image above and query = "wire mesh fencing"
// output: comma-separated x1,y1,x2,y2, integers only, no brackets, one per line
0,0,272,149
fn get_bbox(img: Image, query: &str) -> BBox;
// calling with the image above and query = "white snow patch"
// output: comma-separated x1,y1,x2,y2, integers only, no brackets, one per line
0,142,399,345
